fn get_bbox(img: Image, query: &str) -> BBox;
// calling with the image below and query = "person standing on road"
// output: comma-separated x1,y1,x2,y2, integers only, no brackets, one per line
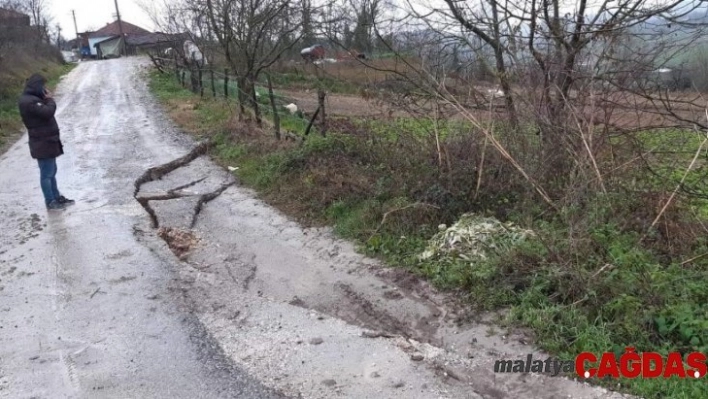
18,74,74,210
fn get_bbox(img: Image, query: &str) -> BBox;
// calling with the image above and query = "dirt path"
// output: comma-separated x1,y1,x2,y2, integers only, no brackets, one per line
277,88,399,118
279,87,705,133
1,58,631,398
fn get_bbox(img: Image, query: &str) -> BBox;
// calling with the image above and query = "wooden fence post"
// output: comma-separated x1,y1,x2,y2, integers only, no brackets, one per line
318,89,327,136
224,69,229,98
267,73,281,140
199,68,204,97
211,69,216,97
304,106,321,137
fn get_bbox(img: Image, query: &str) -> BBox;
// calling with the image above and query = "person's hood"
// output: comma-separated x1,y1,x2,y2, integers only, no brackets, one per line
24,74,46,97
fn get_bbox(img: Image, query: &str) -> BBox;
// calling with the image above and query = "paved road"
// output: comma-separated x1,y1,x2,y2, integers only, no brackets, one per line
0,59,283,399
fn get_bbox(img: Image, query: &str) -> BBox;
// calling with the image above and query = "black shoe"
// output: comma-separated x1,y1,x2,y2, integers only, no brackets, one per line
57,196,75,205
47,200,67,210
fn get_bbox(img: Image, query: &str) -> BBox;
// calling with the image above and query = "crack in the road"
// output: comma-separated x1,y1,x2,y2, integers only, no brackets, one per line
133,141,212,197
136,191,199,228
170,176,208,192
242,264,258,291
133,140,234,230
190,182,234,229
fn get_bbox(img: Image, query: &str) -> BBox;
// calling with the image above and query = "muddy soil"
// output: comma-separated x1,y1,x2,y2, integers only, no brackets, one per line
280,86,704,133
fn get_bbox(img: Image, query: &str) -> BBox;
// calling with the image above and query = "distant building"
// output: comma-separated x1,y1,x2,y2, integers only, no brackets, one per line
94,35,123,59
125,32,189,56
0,8,30,27
76,31,95,58
0,8,41,45
66,38,82,50
87,20,151,58
76,20,185,59
92,20,152,37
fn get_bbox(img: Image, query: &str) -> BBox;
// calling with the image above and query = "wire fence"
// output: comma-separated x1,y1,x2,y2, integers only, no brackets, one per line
151,56,328,140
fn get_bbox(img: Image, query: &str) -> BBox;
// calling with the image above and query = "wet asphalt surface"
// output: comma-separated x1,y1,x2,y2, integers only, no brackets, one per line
0,59,284,398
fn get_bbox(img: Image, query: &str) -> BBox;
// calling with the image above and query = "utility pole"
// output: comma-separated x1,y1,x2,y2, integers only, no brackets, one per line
56,24,62,48
113,0,125,55
72,10,79,40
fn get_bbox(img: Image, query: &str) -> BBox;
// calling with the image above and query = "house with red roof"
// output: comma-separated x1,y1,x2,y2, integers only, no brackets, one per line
77,20,186,59
92,20,151,37
85,20,151,58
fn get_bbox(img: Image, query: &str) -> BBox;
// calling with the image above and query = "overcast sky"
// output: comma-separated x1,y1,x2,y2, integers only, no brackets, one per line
50,0,706,39
52,0,155,37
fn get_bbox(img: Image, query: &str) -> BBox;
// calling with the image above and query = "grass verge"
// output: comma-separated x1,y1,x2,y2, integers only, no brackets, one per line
148,69,708,399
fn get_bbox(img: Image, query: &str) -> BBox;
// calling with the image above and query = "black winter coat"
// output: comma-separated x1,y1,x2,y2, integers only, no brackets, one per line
18,74,63,159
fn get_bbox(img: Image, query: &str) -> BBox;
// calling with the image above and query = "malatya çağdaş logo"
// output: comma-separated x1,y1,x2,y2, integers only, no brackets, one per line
494,348,707,379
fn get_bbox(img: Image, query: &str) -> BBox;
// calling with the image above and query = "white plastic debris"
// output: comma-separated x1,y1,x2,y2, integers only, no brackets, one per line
419,213,534,264
486,88,505,98
284,103,298,114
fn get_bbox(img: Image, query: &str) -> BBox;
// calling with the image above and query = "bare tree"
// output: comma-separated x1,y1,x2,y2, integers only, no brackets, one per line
340,0,708,207
25,0,51,42
0,0,54,51
301,0,316,45
202,0,302,123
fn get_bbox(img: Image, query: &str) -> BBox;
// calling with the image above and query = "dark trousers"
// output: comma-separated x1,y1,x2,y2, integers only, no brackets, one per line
37,157,60,205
